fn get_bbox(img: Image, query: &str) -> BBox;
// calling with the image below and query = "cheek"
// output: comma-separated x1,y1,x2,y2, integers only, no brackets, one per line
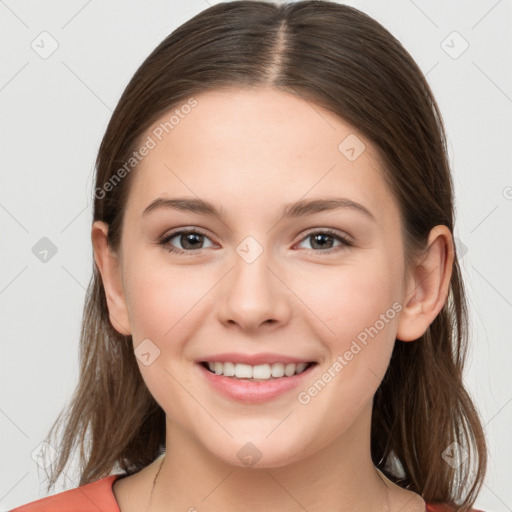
124,256,207,341
297,256,401,399
122,257,212,422
303,258,401,344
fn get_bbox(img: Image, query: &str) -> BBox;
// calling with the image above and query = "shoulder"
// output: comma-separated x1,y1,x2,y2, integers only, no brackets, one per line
425,504,486,512
10,474,123,512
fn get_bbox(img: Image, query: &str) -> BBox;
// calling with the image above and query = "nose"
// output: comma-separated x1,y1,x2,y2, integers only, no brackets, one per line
217,248,292,333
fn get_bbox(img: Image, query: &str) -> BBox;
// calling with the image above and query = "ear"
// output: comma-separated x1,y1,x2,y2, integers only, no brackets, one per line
396,225,454,342
91,221,131,336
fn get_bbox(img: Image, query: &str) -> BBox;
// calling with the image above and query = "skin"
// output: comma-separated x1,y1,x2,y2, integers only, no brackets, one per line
92,86,454,511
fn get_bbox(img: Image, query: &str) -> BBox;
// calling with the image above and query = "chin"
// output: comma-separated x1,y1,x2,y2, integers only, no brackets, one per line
206,436,309,469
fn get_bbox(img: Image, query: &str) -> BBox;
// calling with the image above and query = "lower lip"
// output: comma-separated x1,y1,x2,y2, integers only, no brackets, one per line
197,363,316,403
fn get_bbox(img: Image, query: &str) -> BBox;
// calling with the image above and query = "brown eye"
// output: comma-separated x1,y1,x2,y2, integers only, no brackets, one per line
296,229,353,253
159,229,215,253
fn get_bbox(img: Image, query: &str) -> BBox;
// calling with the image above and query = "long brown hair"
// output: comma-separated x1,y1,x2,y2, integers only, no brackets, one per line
43,1,487,509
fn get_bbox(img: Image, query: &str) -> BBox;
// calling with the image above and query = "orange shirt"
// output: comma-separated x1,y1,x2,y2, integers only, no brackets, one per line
10,474,485,511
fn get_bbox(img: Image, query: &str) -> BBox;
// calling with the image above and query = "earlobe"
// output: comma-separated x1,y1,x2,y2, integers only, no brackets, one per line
91,221,131,336
396,226,454,342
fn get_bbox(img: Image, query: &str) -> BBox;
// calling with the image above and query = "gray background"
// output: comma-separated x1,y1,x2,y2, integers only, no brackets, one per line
1,0,511,510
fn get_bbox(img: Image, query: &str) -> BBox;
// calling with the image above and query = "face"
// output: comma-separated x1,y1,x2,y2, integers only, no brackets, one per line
101,86,414,467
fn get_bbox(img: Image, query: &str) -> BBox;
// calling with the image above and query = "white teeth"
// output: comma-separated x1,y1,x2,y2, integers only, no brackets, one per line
296,362,307,374
252,364,271,379
284,363,296,377
223,361,235,377
271,363,285,377
203,361,311,379
234,363,252,379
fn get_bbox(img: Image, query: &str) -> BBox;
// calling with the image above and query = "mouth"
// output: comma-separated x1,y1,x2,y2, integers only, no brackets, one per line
199,360,317,381
196,359,318,403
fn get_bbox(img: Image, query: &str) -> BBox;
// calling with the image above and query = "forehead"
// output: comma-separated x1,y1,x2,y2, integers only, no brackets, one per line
126,87,398,224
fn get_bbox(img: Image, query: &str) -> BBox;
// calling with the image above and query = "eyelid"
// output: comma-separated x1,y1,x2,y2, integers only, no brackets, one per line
158,226,210,241
296,227,353,245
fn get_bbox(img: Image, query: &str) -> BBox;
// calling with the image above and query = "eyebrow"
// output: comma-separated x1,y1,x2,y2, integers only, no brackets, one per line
142,196,375,221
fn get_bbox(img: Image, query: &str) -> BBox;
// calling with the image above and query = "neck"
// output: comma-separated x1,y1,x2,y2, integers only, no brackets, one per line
146,404,403,512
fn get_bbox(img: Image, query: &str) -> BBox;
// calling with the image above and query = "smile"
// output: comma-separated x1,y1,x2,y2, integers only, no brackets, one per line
201,361,313,380
197,360,318,403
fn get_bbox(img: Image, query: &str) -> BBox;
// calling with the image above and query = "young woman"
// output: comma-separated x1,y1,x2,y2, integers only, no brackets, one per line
12,1,487,511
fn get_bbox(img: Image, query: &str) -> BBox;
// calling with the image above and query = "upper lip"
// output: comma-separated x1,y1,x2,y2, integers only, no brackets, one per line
197,352,316,365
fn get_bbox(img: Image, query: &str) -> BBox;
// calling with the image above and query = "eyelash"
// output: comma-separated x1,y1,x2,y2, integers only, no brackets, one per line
157,227,353,255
